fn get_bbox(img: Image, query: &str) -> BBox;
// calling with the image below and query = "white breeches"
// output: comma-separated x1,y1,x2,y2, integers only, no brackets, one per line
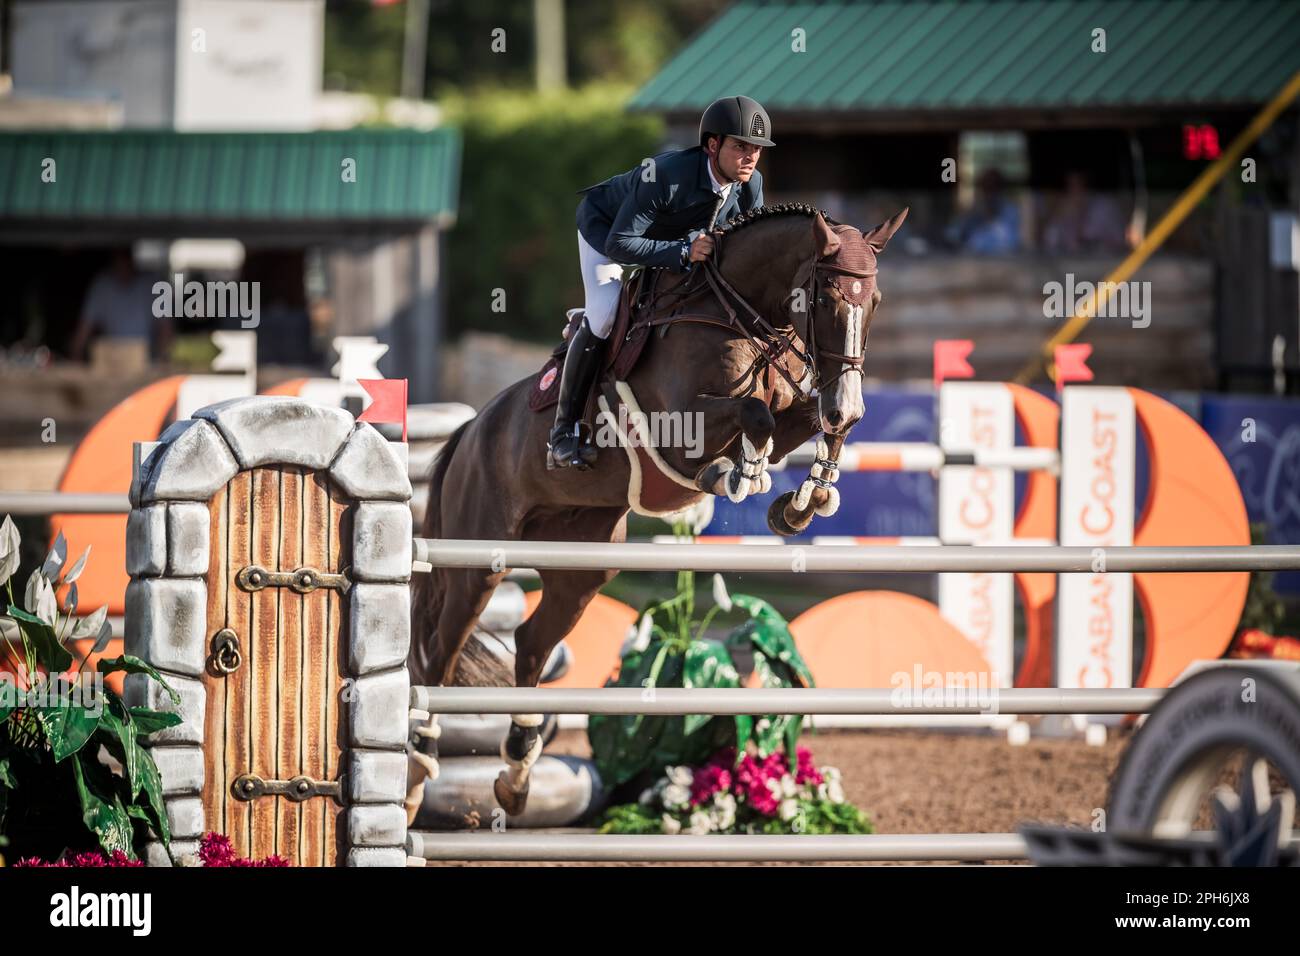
577,230,624,340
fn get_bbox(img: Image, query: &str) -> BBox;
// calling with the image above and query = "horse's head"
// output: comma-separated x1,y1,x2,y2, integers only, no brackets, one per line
794,208,908,435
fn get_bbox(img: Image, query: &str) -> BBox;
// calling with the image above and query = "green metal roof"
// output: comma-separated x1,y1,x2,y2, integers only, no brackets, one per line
0,128,461,225
630,0,1300,115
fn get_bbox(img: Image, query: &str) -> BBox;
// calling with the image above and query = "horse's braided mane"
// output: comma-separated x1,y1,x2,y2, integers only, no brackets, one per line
714,201,841,239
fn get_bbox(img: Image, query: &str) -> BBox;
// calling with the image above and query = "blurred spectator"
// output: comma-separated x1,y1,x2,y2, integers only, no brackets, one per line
1041,170,1128,255
71,248,171,375
240,251,317,366
947,169,1021,254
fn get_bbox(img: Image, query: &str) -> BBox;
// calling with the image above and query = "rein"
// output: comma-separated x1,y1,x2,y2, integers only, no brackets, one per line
637,244,874,398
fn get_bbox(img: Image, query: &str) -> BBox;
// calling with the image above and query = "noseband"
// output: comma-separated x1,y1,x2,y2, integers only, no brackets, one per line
802,254,876,389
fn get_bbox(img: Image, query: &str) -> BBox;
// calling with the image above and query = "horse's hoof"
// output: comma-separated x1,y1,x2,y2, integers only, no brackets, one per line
766,492,802,536
494,772,530,816
759,494,811,538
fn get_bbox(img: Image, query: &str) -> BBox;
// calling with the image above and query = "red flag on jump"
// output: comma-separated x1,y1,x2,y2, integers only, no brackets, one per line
1053,344,1094,391
358,378,409,442
933,339,975,388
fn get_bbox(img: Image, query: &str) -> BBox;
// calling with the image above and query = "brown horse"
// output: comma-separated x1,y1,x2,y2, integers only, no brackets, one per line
408,203,907,819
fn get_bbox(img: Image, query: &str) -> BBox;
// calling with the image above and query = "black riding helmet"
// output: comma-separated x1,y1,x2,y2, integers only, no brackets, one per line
698,95,775,149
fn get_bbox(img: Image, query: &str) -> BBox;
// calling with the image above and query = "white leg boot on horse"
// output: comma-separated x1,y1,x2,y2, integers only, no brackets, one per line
768,432,848,535
493,713,544,815
405,711,441,826
688,394,777,504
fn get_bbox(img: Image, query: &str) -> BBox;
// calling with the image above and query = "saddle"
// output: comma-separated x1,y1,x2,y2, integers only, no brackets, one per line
528,266,660,413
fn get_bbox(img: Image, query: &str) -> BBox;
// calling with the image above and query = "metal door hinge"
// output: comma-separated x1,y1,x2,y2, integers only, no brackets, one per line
231,773,344,805
236,565,351,595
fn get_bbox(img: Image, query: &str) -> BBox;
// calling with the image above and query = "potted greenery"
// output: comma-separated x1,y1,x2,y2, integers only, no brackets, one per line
588,502,872,836
0,515,181,863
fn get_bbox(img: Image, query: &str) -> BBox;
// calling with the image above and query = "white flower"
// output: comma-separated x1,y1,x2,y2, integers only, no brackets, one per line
688,811,714,835
663,783,691,811
780,775,798,798
711,573,733,612
779,799,799,821
669,496,715,536
765,778,782,799
712,792,737,829
755,718,771,733
661,814,682,834
822,766,842,783
0,516,20,588
23,570,57,625
666,765,693,787
827,780,845,804
638,788,655,806
626,613,654,654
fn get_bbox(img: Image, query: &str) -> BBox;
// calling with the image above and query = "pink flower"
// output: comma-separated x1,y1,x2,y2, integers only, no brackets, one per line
689,764,732,806
734,753,781,816
197,832,290,867
199,832,237,867
761,751,787,779
13,849,142,867
795,746,823,786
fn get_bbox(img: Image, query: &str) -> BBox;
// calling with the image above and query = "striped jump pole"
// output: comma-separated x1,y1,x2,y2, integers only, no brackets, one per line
772,441,1060,474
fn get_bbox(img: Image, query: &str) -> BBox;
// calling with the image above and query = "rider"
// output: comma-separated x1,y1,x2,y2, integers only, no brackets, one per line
548,94,774,470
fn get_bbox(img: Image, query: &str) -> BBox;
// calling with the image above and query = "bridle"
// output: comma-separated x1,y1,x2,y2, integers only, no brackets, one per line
637,235,873,400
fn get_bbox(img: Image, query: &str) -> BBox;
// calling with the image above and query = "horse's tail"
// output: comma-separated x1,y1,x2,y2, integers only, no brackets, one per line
409,418,470,687
409,418,516,689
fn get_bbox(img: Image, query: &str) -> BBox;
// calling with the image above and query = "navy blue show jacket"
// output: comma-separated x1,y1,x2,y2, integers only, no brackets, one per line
575,145,764,272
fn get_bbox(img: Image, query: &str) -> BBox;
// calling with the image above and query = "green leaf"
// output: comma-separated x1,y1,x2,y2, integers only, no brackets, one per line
682,641,738,735
588,638,737,788
37,684,103,762
597,802,665,835
130,752,170,847
0,755,15,790
71,753,135,856
98,656,180,705
731,595,815,688
96,699,140,799
784,715,804,762
745,652,801,757
732,714,753,751
127,707,183,737
5,606,73,673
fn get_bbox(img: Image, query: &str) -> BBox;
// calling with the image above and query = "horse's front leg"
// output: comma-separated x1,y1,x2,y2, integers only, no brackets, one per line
768,431,847,536
687,395,776,504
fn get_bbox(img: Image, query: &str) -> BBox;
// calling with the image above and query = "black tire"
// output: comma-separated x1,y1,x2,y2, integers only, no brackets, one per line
1107,665,1300,834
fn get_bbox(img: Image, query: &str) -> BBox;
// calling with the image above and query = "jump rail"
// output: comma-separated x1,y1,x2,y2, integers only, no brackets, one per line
407,830,1272,863
409,686,1164,715
407,831,1032,862
0,492,132,515
412,539,1300,574
776,442,1061,474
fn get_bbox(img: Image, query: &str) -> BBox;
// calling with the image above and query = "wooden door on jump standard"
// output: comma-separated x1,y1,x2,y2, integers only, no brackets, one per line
202,465,351,867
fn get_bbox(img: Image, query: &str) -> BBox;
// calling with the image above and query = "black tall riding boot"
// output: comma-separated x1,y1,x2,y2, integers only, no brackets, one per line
547,315,607,470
